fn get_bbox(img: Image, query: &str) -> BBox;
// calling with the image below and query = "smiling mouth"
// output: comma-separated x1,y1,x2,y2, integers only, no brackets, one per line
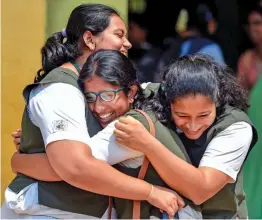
97,112,114,125
186,128,204,135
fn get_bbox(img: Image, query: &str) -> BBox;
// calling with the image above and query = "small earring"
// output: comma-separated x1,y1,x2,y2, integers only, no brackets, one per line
90,45,95,51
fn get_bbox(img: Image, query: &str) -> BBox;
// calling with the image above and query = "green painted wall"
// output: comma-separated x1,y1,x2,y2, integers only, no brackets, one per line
46,0,128,37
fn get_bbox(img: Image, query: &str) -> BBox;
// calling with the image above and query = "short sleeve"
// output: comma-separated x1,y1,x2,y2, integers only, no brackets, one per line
87,120,143,165
28,83,90,147
199,122,253,181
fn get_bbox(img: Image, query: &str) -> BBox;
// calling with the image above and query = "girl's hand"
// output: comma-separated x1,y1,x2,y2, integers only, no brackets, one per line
114,116,154,152
147,185,185,218
11,129,22,151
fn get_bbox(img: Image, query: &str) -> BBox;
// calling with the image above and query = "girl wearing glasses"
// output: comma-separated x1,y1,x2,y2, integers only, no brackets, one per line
2,4,180,219
9,50,202,219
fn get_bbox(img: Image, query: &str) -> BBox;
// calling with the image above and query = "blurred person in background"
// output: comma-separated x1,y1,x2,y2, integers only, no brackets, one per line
157,3,225,72
137,3,225,83
127,12,152,64
238,5,262,92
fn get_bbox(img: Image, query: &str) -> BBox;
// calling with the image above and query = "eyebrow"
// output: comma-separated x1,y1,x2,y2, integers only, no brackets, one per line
175,111,211,115
114,28,125,34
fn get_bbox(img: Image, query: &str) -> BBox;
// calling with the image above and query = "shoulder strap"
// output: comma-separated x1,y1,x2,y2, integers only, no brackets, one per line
108,110,155,219
133,109,155,219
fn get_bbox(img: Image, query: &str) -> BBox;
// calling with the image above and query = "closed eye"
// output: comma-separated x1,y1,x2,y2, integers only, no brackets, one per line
177,115,188,118
199,114,209,118
115,33,124,38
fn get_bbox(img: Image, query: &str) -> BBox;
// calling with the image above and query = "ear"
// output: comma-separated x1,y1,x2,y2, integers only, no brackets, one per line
127,85,138,103
83,31,96,51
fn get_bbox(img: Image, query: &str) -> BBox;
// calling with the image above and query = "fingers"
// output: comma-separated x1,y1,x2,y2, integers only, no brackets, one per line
13,137,21,151
177,197,185,209
14,142,20,151
174,194,185,209
115,121,129,133
13,137,21,145
170,201,178,217
11,130,22,138
118,116,136,124
113,128,129,139
11,129,21,151
165,206,175,218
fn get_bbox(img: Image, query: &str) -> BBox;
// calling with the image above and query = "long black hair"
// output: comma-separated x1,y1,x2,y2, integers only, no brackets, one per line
79,49,146,110
145,54,249,123
35,4,120,82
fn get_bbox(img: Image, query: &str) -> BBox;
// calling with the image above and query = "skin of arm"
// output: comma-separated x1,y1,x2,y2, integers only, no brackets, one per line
11,139,153,200
114,116,232,205
10,133,184,215
45,139,185,215
10,83,184,215
45,140,151,200
11,152,61,181
11,120,229,204
140,135,230,205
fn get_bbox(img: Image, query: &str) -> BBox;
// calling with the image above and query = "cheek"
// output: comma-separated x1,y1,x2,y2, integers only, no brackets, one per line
112,97,130,117
100,36,122,50
88,103,95,113
200,116,216,129
172,115,186,127
258,26,262,34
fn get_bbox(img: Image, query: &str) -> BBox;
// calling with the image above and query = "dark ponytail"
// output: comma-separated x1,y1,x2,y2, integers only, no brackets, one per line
35,4,120,82
35,31,76,82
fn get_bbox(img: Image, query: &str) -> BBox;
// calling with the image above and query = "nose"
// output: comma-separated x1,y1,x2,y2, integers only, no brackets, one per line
123,37,132,49
185,121,201,132
94,99,105,115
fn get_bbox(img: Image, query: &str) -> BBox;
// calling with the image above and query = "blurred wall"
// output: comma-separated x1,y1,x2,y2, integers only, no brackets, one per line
46,0,128,36
1,0,127,204
1,0,46,203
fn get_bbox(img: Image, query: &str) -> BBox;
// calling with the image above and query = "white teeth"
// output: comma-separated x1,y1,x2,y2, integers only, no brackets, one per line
100,113,113,119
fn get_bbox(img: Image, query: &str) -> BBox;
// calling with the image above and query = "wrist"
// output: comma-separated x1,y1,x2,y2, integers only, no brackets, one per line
145,184,154,201
142,135,156,154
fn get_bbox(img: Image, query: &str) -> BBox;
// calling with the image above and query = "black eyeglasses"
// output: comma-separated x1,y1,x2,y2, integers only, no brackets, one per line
84,87,125,103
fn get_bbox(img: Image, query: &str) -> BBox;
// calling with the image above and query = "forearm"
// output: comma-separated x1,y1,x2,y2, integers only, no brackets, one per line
68,157,151,200
47,141,151,200
143,136,212,204
11,153,62,181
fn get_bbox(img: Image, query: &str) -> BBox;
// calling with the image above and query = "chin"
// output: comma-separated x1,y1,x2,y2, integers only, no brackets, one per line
99,117,117,128
183,129,206,140
185,133,202,140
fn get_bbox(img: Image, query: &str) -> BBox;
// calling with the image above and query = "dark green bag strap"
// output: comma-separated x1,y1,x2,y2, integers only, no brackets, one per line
70,61,81,73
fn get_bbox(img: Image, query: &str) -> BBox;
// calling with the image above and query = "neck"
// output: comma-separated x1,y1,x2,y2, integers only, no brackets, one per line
75,51,93,69
61,50,92,75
